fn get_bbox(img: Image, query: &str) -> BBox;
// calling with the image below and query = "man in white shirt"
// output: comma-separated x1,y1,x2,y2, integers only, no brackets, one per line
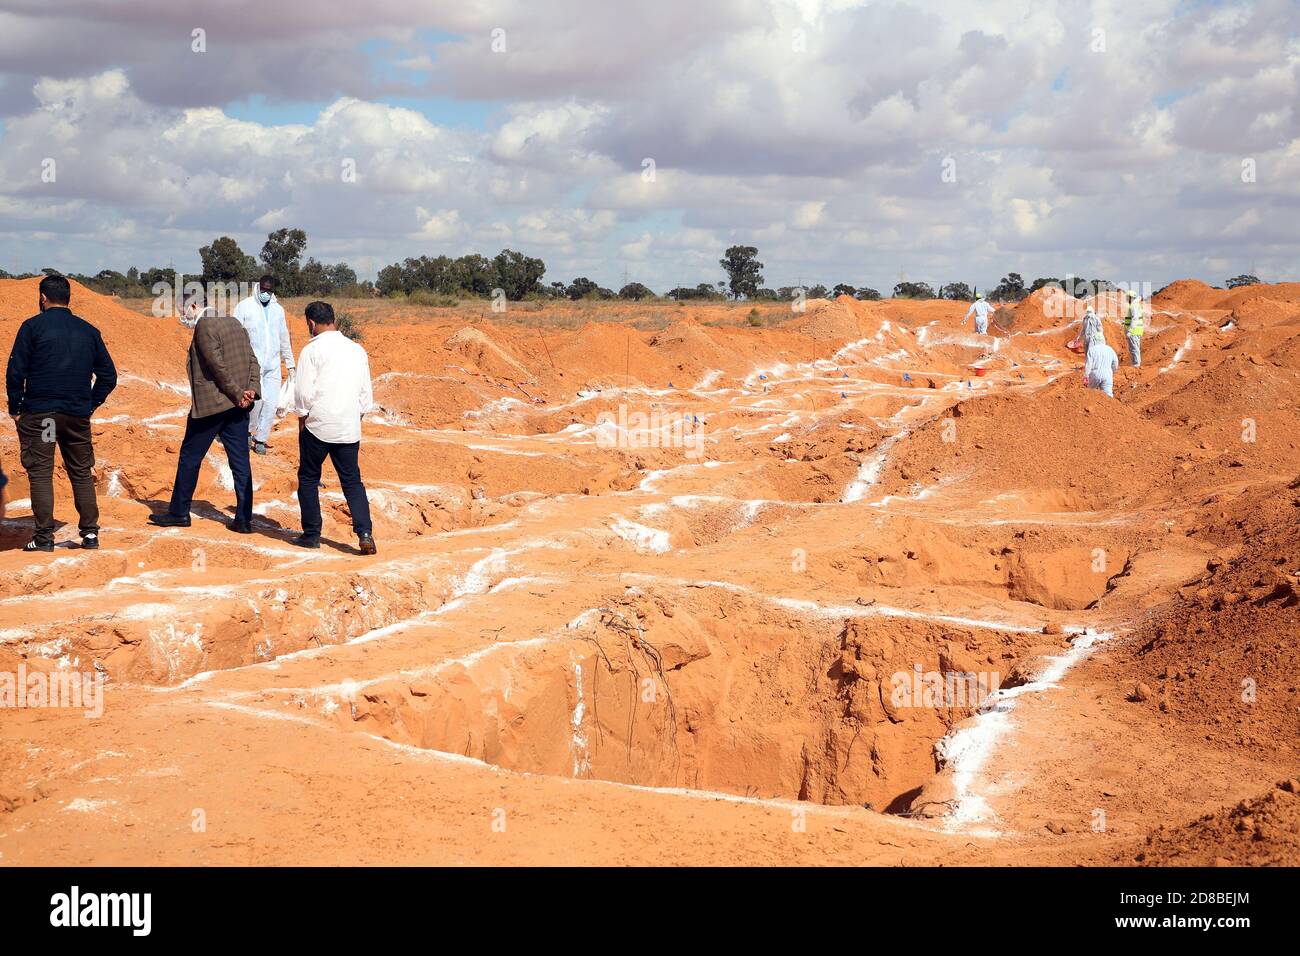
233,274,295,456
292,301,375,554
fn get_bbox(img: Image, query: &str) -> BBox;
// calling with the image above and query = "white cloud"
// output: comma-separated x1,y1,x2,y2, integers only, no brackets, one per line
0,0,1298,292
410,207,463,241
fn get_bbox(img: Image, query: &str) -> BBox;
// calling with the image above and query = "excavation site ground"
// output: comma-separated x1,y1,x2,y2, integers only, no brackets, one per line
1,277,1298,866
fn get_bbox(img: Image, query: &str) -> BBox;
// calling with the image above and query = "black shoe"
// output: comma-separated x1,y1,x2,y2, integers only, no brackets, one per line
291,533,321,549
228,518,253,534
23,538,54,553
81,533,100,550
357,533,377,555
253,441,268,456
148,513,191,528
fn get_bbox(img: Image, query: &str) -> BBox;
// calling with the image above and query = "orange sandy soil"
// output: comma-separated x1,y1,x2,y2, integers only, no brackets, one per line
0,280,1297,866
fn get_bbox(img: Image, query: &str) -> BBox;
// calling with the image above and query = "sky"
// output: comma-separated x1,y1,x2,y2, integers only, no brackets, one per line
0,0,1297,293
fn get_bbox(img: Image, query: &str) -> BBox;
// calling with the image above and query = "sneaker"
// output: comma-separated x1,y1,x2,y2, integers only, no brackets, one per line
148,513,191,528
81,533,100,550
358,533,377,556
253,441,268,456
291,533,321,549
23,538,54,553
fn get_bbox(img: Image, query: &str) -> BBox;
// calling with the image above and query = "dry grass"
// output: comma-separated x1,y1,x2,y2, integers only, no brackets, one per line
116,294,799,332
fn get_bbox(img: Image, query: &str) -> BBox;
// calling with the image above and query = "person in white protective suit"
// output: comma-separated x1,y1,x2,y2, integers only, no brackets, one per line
962,291,996,335
232,275,295,455
1083,331,1119,397
1080,307,1102,355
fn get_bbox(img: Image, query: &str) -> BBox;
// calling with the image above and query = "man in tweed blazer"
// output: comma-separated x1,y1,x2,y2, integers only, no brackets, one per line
148,301,261,532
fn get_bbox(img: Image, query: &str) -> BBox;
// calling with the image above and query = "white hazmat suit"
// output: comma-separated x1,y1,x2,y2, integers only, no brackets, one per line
1084,340,1120,397
233,292,295,446
963,297,996,335
1081,308,1102,353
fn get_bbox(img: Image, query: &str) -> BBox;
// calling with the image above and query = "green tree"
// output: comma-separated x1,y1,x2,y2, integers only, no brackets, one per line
566,277,600,299
940,282,973,301
376,263,406,296
991,272,1026,301
451,254,495,296
200,236,258,284
831,283,857,298
856,287,882,301
893,281,936,299
492,248,546,299
1226,274,1260,289
326,262,357,290
618,282,654,300
139,266,178,289
719,245,764,299
260,228,308,293
297,258,331,296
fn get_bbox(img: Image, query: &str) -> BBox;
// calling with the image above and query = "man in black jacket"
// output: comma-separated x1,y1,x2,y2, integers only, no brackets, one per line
5,274,117,552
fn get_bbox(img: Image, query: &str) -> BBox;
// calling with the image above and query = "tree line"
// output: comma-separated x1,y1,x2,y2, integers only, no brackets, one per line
0,232,1269,303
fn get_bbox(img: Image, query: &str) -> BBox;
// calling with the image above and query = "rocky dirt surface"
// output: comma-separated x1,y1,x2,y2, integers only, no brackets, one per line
0,280,1296,866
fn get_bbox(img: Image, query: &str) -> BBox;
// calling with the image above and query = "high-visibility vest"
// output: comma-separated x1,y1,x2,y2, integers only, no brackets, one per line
1124,300,1145,336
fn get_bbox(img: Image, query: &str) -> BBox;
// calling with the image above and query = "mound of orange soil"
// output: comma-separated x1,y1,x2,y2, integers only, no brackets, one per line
788,296,874,343
1131,779,1300,866
548,322,666,387
1116,479,1300,768
1225,295,1300,330
444,326,534,381
871,299,968,328
1212,281,1300,312
648,317,734,380
1142,340,1300,468
0,277,190,381
1152,279,1225,311
878,378,1193,509
998,287,1081,334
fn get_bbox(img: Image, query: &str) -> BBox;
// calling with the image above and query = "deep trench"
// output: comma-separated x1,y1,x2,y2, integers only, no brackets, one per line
333,588,1049,812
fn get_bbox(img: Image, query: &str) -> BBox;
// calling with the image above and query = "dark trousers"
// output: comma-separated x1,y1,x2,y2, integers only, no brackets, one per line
297,426,372,537
167,406,254,523
17,412,99,541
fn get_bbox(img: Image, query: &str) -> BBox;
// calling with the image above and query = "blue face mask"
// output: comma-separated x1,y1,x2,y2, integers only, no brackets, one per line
258,290,272,305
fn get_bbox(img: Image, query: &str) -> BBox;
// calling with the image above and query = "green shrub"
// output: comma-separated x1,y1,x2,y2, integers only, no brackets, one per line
335,310,363,342
407,289,460,307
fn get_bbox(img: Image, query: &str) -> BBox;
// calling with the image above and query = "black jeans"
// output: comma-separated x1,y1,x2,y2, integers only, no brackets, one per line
17,412,99,541
297,426,372,537
167,406,254,523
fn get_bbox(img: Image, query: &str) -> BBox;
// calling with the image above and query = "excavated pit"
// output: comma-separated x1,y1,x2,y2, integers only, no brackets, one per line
314,586,1052,809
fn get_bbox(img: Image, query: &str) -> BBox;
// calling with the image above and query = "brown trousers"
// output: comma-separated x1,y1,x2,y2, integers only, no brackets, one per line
17,412,99,541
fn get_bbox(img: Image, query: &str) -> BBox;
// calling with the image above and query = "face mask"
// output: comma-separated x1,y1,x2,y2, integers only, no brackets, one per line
258,291,272,305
